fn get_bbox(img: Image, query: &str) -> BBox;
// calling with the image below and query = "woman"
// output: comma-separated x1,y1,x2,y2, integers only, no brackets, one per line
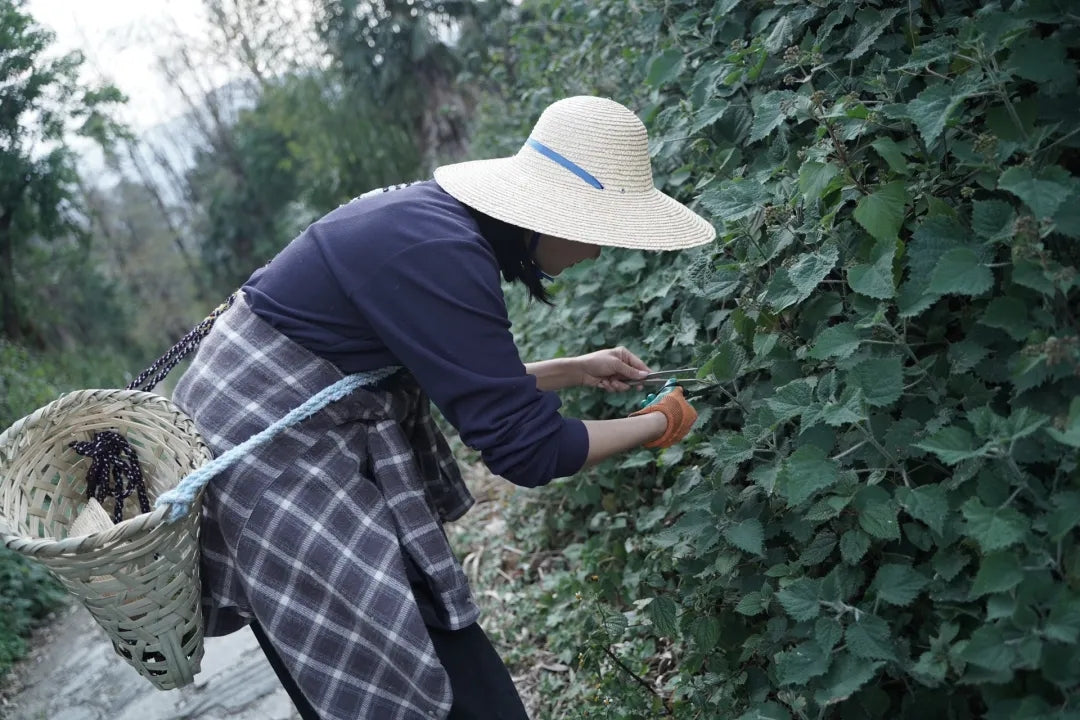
171,95,714,720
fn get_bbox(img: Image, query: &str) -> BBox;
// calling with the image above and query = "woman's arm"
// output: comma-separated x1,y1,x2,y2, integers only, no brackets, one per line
581,414,668,467
526,347,650,392
524,358,581,392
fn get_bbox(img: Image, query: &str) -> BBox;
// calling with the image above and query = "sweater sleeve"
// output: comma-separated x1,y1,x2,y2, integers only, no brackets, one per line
350,237,588,488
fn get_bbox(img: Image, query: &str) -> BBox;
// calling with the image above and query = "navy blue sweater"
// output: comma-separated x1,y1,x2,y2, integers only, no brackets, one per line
242,180,589,487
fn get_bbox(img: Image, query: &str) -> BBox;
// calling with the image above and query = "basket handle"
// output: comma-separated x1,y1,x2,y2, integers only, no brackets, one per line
154,367,399,522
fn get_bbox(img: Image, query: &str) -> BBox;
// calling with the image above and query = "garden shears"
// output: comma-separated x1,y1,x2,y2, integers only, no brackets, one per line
638,368,713,409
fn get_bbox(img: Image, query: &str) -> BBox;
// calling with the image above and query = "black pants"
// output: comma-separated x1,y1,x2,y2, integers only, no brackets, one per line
252,620,529,719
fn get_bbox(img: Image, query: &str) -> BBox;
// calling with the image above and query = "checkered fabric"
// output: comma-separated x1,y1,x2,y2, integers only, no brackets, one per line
171,295,478,719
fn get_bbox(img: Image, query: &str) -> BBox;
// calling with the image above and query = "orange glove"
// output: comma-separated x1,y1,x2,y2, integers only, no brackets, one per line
629,386,698,449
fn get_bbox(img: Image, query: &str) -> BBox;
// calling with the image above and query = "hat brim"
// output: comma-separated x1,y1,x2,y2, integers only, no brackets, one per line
433,156,716,251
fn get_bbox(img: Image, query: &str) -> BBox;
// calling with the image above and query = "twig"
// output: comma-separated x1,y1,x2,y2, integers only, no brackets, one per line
600,646,674,716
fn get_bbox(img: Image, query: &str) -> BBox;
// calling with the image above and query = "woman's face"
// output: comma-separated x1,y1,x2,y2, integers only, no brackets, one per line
533,234,602,275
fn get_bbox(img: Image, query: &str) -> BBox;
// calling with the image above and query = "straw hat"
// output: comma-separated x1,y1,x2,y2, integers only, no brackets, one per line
434,96,716,251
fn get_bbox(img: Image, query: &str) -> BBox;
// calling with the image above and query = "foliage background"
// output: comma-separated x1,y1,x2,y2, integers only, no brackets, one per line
465,1,1080,717
2,0,1079,717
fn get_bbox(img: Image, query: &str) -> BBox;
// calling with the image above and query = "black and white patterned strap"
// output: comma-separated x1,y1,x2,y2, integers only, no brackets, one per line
126,294,238,392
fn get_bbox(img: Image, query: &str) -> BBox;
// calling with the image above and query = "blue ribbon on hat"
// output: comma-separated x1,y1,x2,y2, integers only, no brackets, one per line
525,138,604,190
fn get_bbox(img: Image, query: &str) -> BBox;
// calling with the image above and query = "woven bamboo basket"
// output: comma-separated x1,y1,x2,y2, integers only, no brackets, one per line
0,388,212,690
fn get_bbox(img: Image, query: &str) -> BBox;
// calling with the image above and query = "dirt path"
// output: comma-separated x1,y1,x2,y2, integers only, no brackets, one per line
0,459,544,720
0,603,299,720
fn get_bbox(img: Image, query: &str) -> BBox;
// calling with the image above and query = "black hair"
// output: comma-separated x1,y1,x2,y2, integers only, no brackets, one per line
466,207,553,305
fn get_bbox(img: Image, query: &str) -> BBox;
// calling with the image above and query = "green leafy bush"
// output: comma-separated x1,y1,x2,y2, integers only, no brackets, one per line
0,546,67,677
472,0,1080,716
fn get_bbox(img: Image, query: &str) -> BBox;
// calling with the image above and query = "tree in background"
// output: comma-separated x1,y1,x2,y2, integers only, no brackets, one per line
317,0,508,168
164,0,509,297
0,0,126,345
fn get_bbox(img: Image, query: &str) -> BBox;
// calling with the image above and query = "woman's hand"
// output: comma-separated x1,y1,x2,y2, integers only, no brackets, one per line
628,386,698,449
576,347,651,392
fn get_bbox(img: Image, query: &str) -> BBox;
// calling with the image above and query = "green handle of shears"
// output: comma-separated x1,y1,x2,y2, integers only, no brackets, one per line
640,378,679,409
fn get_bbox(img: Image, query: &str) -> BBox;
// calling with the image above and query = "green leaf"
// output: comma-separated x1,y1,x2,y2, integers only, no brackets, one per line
928,248,993,297
818,387,866,427
777,577,821,622
840,529,871,564
847,239,896,299
774,641,830,686
960,625,1016,672
846,614,897,661
813,653,884,705
978,296,1029,340
1008,36,1072,84
798,161,841,202
699,179,768,223
753,331,779,357
948,340,990,374
777,445,840,507
763,270,802,311
854,182,908,242
896,280,939,318
751,463,779,494
767,377,816,423
810,322,862,360
646,48,685,88
855,486,900,540
815,616,844,651
897,485,949,535
871,563,929,606
1011,351,1050,394
911,649,948,686
600,608,629,639
915,426,989,465
972,200,1016,243
725,518,765,556
765,244,839,311
689,615,721,651
907,215,970,284
961,497,1030,552
932,547,970,581
789,242,840,296
845,8,902,59
1046,399,1080,450
735,591,766,616
969,552,1024,598
848,356,904,408
1047,491,1080,542
750,90,798,142
806,496,848,523
870,137,910,175
998,165,1074,219
711,432,756,464
1002,407,1049,442
798,529,837,565
649,596,680,636
906,83,969,144
1046,424,1080,449
690,97,728,133
968,407,1002,441
1046,593,1080,644
1052,180,1080,238
735,702,792,720
703,343,748,383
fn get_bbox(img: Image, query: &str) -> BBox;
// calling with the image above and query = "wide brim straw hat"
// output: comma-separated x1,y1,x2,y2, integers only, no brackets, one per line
434,96,717,251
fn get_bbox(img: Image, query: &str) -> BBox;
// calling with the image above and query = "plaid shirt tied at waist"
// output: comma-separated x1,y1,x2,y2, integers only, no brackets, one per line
172,295,478,719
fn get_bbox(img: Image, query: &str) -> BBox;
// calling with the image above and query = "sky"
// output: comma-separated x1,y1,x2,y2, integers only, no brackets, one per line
26,0,224,132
